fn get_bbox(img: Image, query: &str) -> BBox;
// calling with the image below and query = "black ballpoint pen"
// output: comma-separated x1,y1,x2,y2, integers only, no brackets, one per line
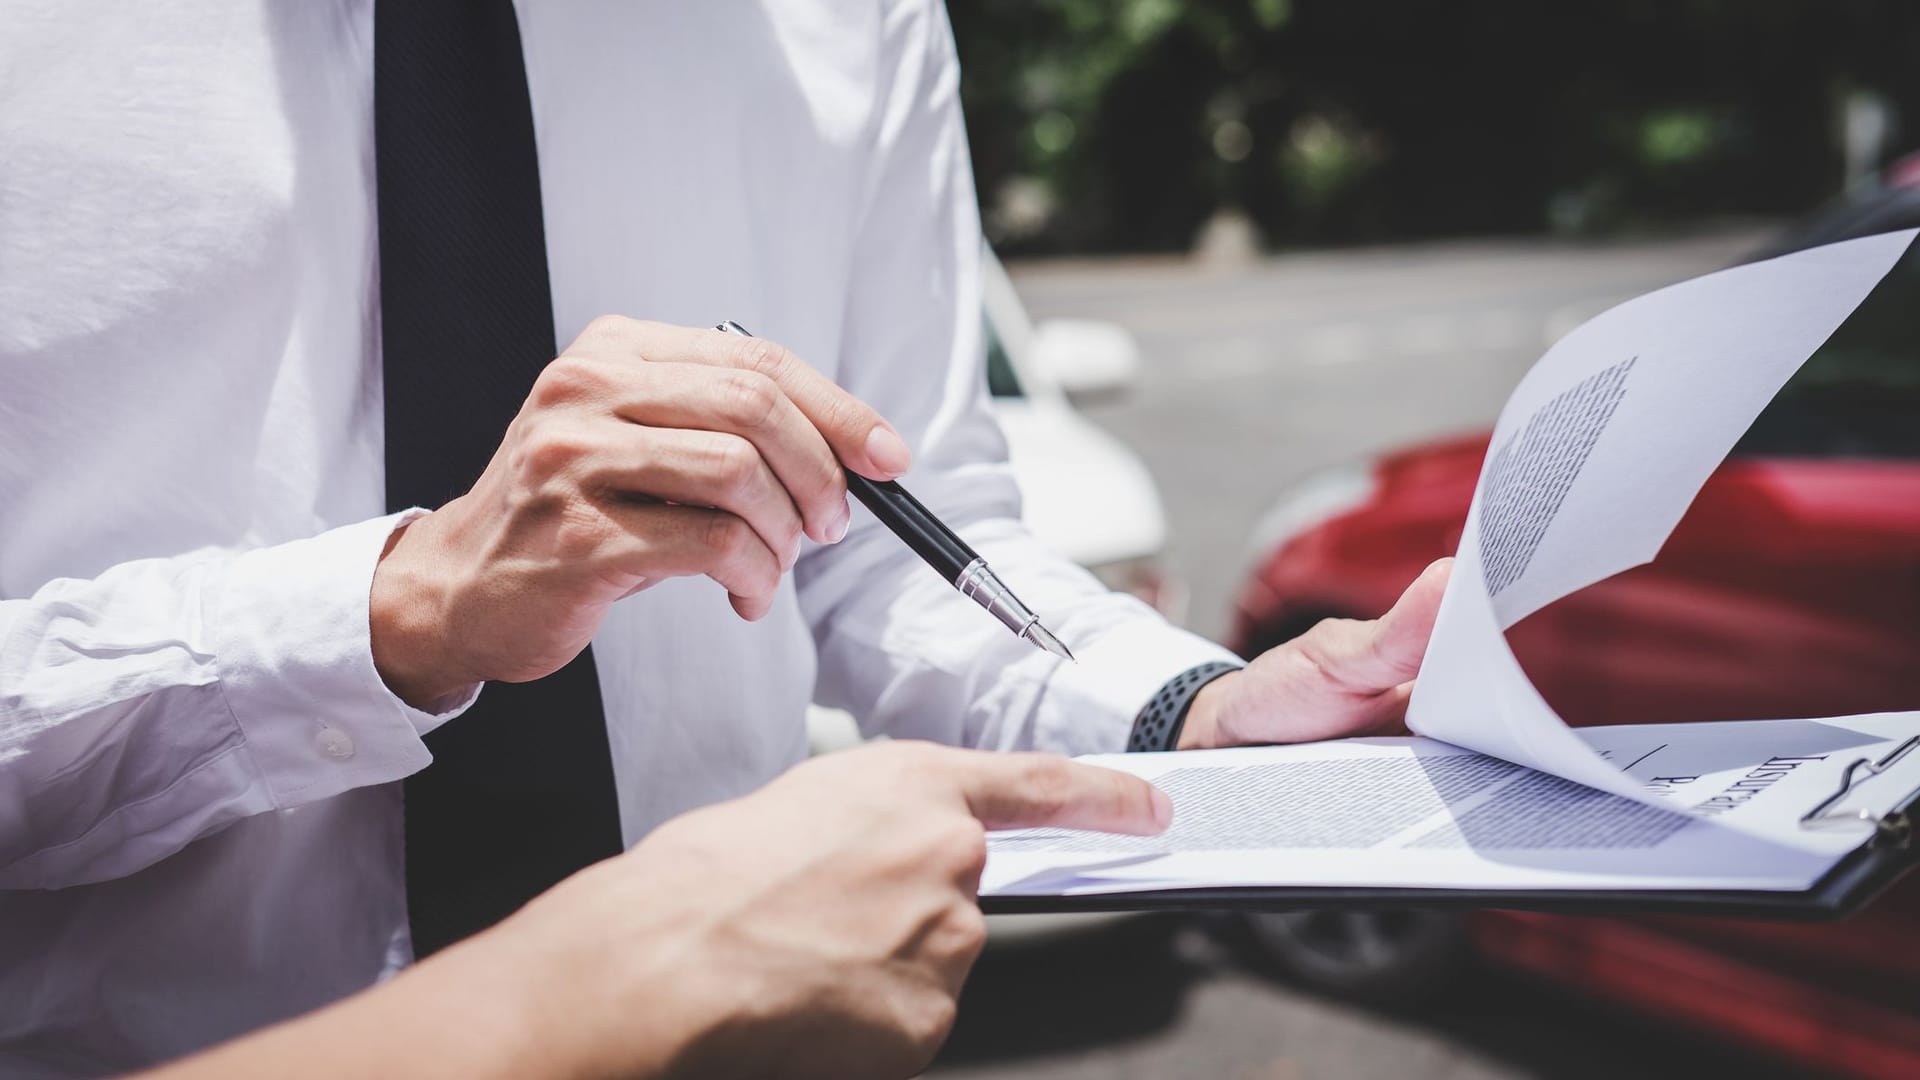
715,320,1075,662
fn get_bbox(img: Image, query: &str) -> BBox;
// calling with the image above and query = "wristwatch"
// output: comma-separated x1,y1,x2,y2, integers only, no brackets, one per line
1127,660,1244,752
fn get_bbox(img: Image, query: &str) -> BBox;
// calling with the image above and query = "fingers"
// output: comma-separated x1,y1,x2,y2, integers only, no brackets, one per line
1298,558,1452,694
953,751,1173,836
575,317,911,482
1366,557,1452,683
1384,557,1452,653
596,502,784,620
584,423,806,572
1354,680,1417,736
602,362,851,545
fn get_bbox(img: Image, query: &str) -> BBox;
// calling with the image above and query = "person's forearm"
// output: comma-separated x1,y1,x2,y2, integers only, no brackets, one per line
134,738,1176,1080
131,887,707,1080
132,940,550,1080
133,930,678,1080
0,515,445,890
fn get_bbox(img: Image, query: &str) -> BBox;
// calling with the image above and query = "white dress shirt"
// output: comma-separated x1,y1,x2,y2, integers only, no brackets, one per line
0,2,1236,1075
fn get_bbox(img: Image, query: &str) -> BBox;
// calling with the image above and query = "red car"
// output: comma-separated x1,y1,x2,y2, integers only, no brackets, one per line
1226,184,1920,1077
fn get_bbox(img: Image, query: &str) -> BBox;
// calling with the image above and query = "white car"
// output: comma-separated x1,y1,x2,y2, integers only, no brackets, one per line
979,247,1182,616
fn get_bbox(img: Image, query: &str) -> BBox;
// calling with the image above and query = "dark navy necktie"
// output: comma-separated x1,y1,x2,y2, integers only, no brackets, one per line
374,0,625,957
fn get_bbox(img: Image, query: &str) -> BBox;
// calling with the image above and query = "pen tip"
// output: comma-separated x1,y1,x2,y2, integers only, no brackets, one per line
1026,622,1076,663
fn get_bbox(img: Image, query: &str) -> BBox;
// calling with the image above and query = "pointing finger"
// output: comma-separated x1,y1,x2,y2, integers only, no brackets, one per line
956,752,1172,836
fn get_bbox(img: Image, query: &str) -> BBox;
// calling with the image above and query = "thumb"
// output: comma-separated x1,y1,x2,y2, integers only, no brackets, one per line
954,752,1173,836
1303,557,1451,692
1369,557,1451,679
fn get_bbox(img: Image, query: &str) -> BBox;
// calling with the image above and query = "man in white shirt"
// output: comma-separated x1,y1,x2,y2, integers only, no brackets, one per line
0,2,1446,1076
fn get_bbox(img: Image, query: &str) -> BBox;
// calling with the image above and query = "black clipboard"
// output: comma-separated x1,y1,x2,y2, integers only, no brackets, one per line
982,738,1920,922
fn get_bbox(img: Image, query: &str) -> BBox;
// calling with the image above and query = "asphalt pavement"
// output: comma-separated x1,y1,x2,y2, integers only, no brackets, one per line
1009,226,1771,642
928,226,1818,1080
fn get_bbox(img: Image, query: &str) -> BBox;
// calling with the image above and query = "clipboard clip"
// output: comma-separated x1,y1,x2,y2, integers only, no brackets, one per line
1799,735,1919,848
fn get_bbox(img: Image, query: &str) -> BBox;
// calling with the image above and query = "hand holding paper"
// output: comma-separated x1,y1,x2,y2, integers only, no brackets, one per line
1406,228,1918,804
984,229,1920,914
1179,559,1452,749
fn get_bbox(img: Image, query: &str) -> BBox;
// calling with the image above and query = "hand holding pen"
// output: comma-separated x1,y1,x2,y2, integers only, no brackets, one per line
374,315,1079,710
716,321,1074,660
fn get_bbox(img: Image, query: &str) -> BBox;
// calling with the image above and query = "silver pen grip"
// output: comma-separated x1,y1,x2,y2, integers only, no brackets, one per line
954,558,1040,639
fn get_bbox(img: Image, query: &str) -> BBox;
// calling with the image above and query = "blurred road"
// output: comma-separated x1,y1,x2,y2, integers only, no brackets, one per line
931,227,1804,1080
1010,227,1770,641
930,914,1814,1080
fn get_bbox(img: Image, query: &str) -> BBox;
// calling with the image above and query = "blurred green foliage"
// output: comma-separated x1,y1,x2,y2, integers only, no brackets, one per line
949,0,1920,253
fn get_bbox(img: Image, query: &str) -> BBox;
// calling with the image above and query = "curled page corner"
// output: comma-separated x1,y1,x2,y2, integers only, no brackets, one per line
1408,228,1918,814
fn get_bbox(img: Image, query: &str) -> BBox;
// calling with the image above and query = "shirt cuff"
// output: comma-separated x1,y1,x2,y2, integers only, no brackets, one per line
1039,614,1244,757
206,511,479,807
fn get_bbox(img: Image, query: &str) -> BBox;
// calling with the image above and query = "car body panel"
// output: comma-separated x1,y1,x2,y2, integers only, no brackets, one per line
1239,441,1920,727
980,243,1170,569
1473,901,1920,1080
995,398,1168,568
1235,467,1920,1077
1229,180,1920,1073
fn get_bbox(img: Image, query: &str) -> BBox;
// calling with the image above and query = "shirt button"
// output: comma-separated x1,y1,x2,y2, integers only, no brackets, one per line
316,726,356,760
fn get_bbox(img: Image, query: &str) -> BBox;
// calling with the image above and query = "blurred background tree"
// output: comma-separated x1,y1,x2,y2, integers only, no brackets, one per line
949,0,1920,254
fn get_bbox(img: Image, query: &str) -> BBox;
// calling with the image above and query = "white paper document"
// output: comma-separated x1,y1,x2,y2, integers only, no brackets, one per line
985,229,1920,899
984,714,1920,896
1407,227,1918,804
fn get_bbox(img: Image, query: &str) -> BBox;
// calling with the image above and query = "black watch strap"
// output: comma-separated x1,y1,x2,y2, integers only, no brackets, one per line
1127,660,1244,752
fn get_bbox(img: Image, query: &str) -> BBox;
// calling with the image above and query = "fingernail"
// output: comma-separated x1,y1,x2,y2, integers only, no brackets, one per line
1148,786,1174,831
785,534,803,569
864,426,912,477
1148,788,1175,831
828,502,850,543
